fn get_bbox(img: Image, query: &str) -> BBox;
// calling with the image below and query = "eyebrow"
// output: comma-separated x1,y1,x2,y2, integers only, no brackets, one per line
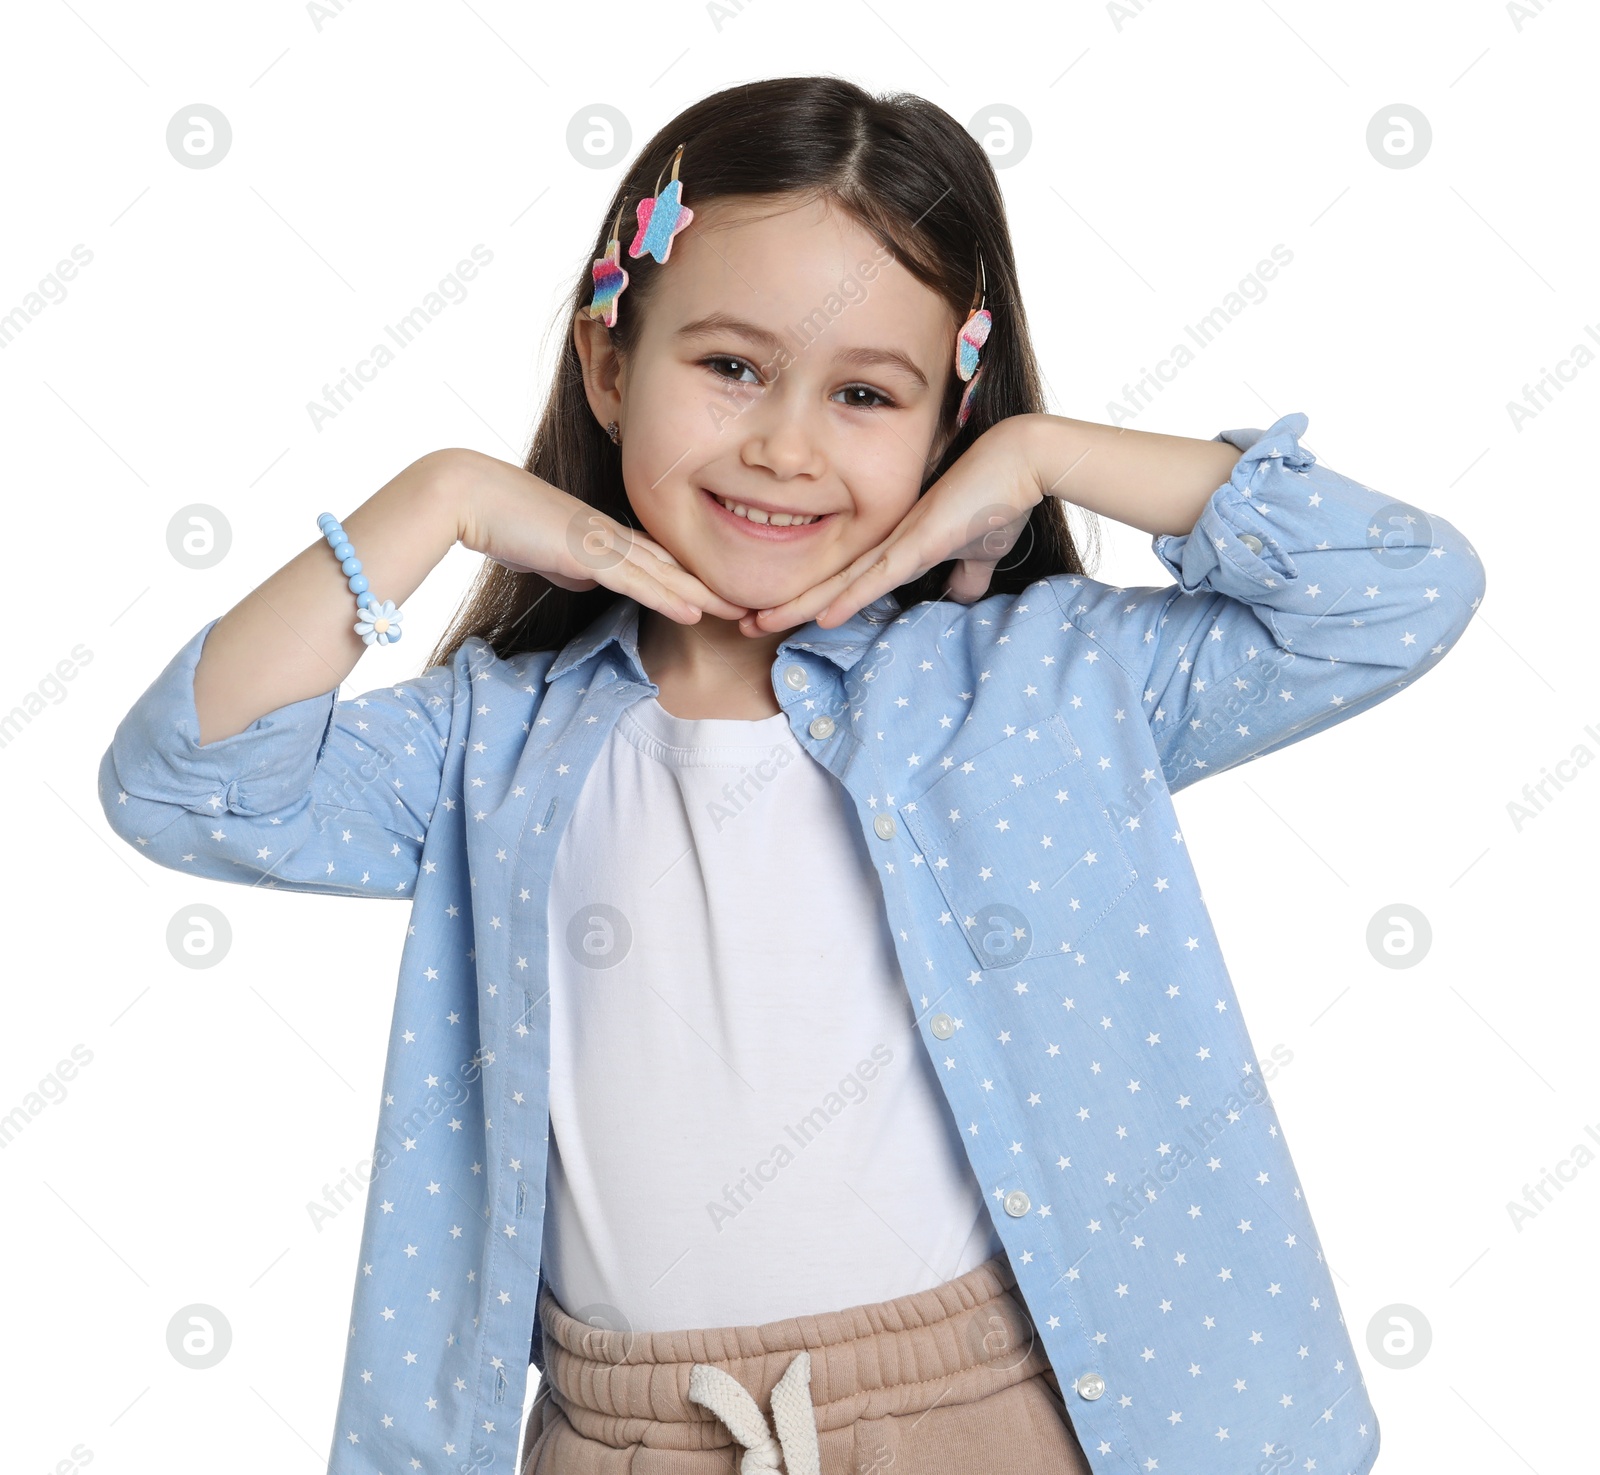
674,312,929,390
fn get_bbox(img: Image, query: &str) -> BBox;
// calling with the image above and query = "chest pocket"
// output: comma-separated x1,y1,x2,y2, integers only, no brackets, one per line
899,713,1137,970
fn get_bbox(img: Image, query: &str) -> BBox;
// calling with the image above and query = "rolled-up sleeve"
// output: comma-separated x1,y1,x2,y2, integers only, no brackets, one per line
1057,412,1487,793
97,616,460,897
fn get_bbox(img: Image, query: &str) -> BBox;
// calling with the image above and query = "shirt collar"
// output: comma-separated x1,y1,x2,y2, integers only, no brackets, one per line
544,593,902,685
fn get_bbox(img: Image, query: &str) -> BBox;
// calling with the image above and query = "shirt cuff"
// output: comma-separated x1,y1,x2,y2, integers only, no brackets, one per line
1150,411,1311,597
101,615,339,823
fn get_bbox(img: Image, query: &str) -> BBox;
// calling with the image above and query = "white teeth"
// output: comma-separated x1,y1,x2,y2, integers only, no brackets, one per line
715,494,817,526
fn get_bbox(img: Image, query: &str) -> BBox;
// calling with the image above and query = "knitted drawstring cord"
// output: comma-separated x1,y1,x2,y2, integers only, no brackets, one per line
686,1349,822,1475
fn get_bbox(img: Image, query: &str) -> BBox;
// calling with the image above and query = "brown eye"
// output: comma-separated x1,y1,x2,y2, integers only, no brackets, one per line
834,383,892,409
704,356,760,385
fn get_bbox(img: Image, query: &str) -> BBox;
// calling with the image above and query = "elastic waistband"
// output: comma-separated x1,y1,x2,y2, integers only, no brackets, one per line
535,1252,1052,1454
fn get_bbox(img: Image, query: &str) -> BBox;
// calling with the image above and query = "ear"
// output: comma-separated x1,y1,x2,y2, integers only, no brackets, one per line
572,311,625,434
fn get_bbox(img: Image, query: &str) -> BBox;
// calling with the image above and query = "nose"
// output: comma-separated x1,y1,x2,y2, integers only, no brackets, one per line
737,384,827,482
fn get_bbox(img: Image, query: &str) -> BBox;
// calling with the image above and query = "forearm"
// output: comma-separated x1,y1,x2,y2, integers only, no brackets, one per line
1019,413,1246,538
192,450,466,746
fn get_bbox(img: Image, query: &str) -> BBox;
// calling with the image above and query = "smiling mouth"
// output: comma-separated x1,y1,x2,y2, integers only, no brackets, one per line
704,489,828,529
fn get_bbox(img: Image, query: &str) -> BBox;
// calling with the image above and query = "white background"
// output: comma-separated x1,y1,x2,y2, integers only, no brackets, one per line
1,1,1591,1471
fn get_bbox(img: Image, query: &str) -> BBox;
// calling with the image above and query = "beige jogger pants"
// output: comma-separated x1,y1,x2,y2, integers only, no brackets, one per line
519,1251,1094,1474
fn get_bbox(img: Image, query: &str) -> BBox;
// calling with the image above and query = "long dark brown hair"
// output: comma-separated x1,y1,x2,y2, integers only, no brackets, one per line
427,76,1093,671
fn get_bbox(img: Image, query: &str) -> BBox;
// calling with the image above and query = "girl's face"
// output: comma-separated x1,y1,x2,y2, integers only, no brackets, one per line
576,194,959,614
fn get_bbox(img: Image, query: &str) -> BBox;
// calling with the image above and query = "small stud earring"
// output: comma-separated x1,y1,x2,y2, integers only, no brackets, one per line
605,420,621,445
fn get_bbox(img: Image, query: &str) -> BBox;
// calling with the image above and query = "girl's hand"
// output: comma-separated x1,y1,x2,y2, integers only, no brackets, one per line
744,416,1046,634
447,448,750,625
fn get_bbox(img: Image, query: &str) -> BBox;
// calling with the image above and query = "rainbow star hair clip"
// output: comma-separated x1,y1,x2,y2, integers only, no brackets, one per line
629,142,694,264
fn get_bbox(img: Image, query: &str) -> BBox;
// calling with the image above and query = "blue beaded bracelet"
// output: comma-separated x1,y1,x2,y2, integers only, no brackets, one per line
317,512,404,646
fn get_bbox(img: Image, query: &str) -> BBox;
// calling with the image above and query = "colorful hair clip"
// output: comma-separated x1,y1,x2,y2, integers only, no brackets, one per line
629,143,694,264
955,251,991,429
586,200,631,328
956,367,985,429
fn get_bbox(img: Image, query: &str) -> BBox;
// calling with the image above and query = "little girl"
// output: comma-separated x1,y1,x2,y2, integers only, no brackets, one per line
101,77,1483,1475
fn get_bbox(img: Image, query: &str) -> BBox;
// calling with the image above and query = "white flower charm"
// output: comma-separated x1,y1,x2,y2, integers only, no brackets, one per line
355,599,404,646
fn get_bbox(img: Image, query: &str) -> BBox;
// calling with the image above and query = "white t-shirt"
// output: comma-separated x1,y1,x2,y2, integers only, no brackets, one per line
540,694,1003,1333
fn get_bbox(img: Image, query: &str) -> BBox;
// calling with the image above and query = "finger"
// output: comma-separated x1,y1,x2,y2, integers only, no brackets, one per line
743,603,811,635
614,523,732,603
608,526,749,619
593,554,705,625
564,513,680,584
542,569,600,592
810,497,1023,626
751,556,872,633
582,521,748,621
764,524,934,630
612,526,682,569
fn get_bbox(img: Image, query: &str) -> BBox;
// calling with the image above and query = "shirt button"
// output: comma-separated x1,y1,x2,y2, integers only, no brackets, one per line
1238,532,1263,554
783,664,809,691
930,1013,954,1039
873,814,897,840
1003,1189,1030,1217
1075,1372,1105,1401
808,715,835,740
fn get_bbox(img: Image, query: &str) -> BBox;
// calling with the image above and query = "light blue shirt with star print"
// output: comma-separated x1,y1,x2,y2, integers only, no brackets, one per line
100,413,1484,1474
